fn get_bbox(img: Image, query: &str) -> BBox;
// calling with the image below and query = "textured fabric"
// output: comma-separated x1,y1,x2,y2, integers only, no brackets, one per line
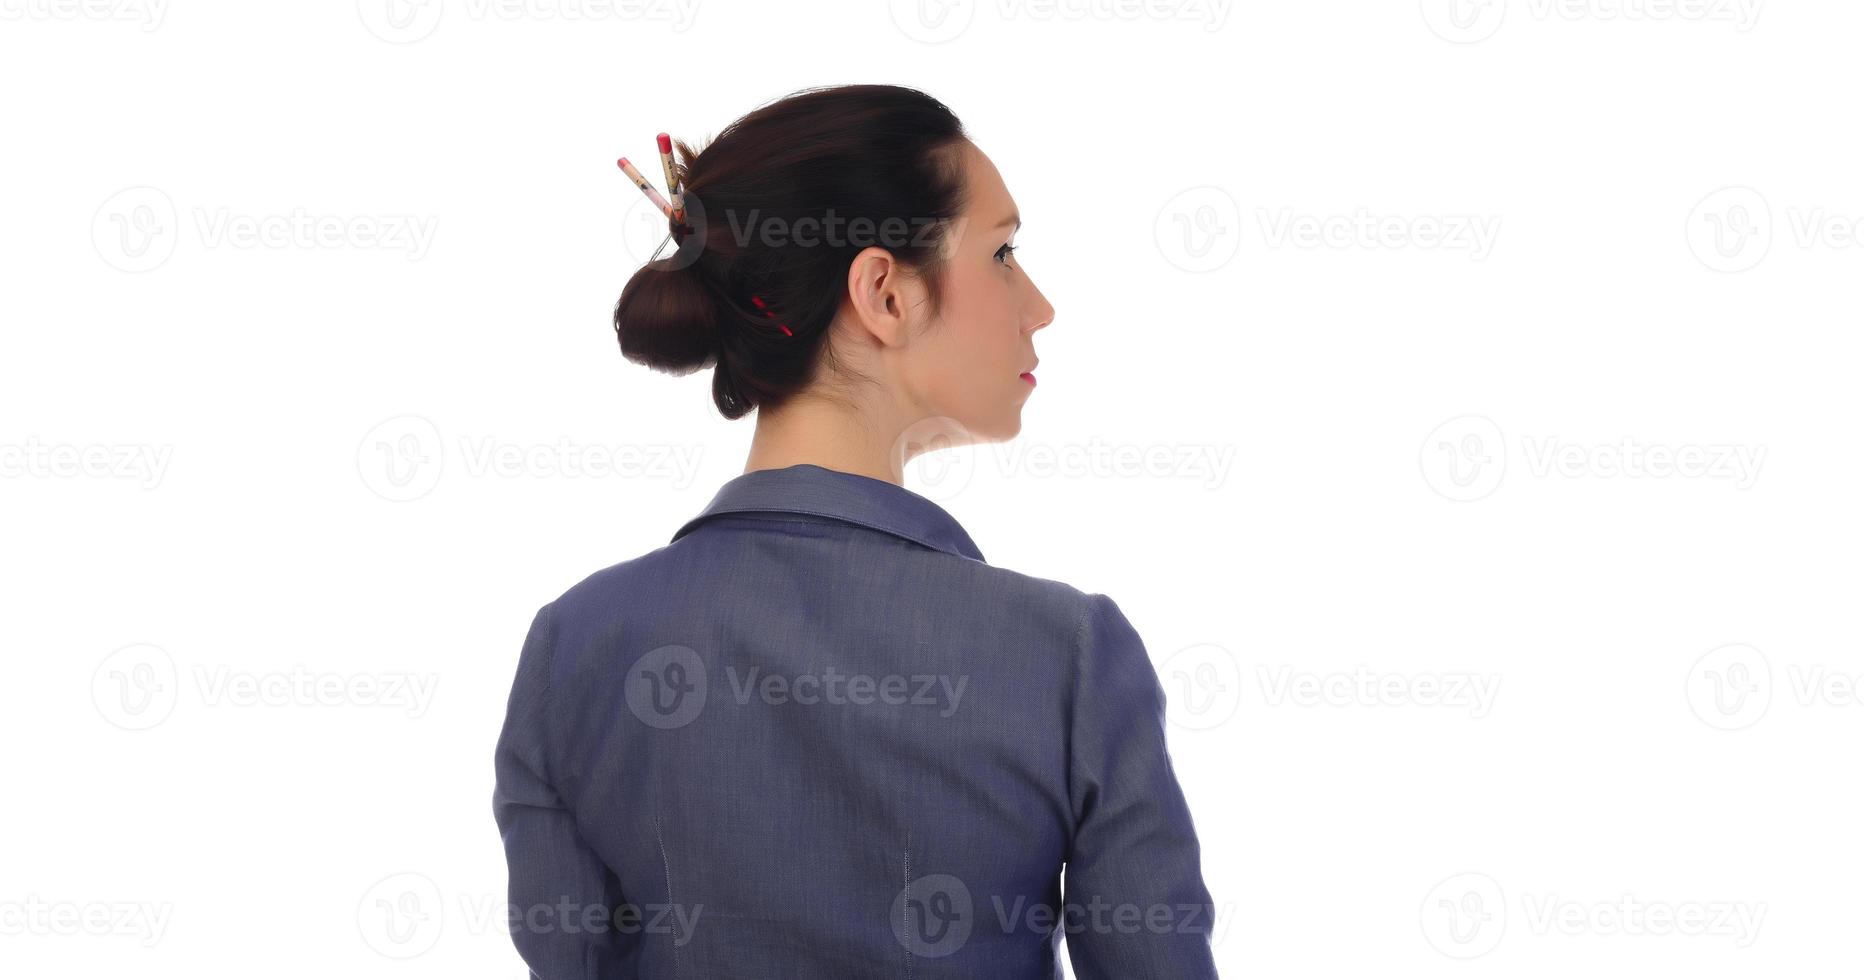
492,463,1219,979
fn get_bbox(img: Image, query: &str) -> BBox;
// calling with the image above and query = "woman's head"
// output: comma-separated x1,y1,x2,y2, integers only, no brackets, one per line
614,84,1053,444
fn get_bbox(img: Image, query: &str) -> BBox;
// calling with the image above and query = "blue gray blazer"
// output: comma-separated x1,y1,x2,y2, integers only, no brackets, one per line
493,463,1219,978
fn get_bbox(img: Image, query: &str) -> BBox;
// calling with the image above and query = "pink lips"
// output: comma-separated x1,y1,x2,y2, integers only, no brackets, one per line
1020,372,1036,387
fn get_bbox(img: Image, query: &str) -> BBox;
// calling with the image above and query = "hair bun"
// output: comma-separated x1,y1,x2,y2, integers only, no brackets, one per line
613,257,722,376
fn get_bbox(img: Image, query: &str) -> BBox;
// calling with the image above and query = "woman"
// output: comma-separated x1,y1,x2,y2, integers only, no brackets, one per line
493,83,1219,979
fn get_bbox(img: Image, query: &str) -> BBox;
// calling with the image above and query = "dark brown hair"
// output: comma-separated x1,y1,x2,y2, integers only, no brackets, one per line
612,84,971,419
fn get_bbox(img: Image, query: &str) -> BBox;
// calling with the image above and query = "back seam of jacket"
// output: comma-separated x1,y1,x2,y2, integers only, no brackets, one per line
656,811,682,978
902,845,912,980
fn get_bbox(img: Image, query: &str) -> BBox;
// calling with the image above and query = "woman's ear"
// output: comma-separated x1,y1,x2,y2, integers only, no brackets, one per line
843,245,919,349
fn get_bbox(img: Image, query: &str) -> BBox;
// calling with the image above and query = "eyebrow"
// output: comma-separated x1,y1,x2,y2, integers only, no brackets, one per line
994,212,1021,231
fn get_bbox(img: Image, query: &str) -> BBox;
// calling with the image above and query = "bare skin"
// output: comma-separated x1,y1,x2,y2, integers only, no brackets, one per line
743,139,1056,485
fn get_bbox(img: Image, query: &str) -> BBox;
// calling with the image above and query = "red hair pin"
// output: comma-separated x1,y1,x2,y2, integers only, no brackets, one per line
750,295,795,337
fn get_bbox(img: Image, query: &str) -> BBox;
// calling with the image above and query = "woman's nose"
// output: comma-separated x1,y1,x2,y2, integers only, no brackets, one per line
1026,283,1055,334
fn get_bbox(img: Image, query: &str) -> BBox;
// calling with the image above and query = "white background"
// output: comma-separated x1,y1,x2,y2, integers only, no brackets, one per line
2,0,1858,976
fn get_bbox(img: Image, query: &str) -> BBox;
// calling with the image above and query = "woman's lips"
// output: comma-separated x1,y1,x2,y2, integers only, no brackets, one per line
1020,372,1036,386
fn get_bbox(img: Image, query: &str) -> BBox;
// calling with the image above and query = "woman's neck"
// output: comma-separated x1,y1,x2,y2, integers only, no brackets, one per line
743,389,908,486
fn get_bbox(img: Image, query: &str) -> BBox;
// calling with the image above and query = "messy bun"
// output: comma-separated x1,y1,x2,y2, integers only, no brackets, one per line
612,84,970,420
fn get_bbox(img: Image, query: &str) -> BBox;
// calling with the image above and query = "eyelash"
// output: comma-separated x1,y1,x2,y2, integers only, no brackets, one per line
995,243,1018,265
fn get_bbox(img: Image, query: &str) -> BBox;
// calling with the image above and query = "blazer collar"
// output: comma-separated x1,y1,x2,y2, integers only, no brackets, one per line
670,463,986,563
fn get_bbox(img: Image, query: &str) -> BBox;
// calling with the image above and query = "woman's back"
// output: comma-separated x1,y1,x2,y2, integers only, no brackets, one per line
494,463,1218,978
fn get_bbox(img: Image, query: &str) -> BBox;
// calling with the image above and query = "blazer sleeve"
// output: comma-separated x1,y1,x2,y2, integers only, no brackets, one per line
1062,593,1220,980
492,602,630,978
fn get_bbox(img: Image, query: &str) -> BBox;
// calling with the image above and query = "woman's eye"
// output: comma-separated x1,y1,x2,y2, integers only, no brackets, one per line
995,243,1018,265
